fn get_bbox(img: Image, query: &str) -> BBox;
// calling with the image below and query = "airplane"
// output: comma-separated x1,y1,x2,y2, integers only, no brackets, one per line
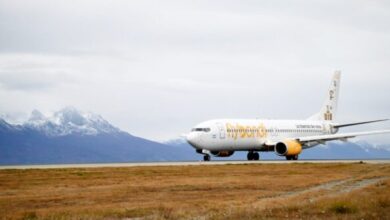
185,71,390,161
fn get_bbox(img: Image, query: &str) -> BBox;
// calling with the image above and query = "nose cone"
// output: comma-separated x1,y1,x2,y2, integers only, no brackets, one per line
186,132,202,149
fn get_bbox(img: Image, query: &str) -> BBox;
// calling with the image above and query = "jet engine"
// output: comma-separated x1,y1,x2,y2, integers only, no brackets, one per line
211,151,234,157
275,140,302,156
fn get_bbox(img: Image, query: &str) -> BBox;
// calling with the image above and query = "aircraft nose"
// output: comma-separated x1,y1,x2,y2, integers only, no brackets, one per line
186,132,202,148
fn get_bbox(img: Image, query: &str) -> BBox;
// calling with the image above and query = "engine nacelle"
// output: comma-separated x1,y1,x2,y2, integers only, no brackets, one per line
211,151,234,157
275,140,302,156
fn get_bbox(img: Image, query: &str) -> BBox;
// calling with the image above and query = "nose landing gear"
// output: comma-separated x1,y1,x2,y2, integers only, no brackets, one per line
197,149,211,161
247,151,260,161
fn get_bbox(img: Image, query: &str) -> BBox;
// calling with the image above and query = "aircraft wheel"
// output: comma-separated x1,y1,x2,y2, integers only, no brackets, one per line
286,156,291,160
203,154,210,161
293,155,298,160
253,152,260,160
247,152,253,160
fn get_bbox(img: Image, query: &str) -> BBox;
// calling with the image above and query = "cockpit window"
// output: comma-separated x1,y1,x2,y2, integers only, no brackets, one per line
191,128,211,132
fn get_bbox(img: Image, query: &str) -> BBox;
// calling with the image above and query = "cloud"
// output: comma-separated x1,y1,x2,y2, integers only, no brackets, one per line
0,0,389,143
132,78,247,94
0,54,76,91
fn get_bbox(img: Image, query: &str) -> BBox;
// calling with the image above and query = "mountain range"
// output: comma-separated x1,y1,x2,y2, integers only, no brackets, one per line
0,107,389,165
0,107,196,165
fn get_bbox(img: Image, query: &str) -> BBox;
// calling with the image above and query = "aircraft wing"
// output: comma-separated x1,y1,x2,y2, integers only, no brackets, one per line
298,130,390,143
332,119,388,128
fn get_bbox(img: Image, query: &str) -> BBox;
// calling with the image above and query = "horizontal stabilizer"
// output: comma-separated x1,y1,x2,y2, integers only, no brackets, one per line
333,119,389,128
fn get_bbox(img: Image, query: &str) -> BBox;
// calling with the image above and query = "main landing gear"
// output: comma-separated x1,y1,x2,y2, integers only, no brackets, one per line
203,154,210,161
286,155,298,160
247,151,260,161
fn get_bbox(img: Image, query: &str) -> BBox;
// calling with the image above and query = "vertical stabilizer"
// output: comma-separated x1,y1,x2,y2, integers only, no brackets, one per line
308,71,341,122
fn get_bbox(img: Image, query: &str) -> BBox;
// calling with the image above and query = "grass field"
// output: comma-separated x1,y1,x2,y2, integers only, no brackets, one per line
0,162,389,219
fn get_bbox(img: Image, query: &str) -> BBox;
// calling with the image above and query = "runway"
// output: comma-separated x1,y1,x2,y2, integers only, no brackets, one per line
0,159,389,169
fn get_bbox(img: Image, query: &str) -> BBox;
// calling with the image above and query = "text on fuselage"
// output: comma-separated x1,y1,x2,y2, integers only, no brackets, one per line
226,123,267,140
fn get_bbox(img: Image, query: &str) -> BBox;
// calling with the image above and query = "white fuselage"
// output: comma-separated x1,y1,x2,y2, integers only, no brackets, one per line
186,119,335,151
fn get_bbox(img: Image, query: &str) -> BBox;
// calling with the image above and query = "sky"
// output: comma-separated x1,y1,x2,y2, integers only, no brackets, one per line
0,0,390,144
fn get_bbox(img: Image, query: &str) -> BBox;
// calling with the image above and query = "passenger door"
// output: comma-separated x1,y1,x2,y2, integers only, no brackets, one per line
271,127,277,137
216,123,225,139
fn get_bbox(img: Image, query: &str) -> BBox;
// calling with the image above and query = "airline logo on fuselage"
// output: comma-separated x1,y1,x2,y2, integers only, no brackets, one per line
226,123,267,140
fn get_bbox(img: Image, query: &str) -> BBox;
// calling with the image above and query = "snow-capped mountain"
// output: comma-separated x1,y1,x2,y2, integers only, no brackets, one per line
24,107,120,136
164,136,188,146
0,118,21,131
0,108,196,165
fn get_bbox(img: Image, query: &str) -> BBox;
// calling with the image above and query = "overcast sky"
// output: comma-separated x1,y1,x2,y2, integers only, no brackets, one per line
0,0,389,144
